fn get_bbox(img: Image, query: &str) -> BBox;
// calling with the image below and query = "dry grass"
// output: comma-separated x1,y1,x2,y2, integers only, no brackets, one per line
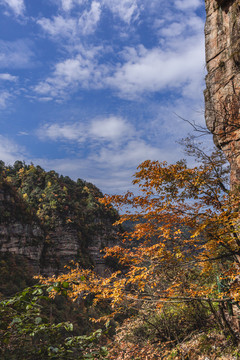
107,330,240,360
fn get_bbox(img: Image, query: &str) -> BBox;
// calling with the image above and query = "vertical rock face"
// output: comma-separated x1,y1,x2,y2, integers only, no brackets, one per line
0,187,45,274
205,0,240,187
0,169,119,277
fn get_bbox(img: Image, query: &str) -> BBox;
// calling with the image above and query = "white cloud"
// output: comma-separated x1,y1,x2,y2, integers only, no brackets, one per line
35,114,180,192
34,33,205,101
0,0,209,196
35,157,134,193
18,131,29,136
59,0,140,24
34,47,106,98
54,57,90,79
0,40,34,69
155,13,204,39
33,101,206,194
34,56,93,96
0,135,24,164
38,123,84,141
33,0,205,102
34,136,180,194
106,35,205,99
0,91,12,109
187,15,204,32
92,139,162,168
0,73,18,81
34,142,164,194
174,0,202,10
61,0,84,12
38,116,132,143
38,97,53,102
78,1,101,35
0,0,25,16
89,117,133,140
160,22,185,38
103,0,140,24
62,0,73,12
38,2,101,39
37,16,77,38
34,16,205,101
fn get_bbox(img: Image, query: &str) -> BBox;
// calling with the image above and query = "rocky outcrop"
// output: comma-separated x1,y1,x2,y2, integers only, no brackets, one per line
40,219,117,276
0,174,119,277
0,187,44,273
205,0,240,187
0,222,44,273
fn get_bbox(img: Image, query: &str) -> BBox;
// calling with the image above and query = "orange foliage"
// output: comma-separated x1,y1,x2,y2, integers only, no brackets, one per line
40,146,240,321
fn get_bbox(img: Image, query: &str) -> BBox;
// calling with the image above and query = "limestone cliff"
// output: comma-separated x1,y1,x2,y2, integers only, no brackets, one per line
0,162,119,277
205,0,240,186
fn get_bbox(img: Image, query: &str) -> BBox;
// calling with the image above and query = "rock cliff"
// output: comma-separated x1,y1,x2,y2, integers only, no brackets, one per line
205,0,240,187
0,162,119,277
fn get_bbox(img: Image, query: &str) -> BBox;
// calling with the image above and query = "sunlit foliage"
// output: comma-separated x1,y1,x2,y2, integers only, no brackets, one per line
42,141,240,347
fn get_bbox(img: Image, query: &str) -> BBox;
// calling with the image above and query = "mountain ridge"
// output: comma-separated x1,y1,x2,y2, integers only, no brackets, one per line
0,160,119,278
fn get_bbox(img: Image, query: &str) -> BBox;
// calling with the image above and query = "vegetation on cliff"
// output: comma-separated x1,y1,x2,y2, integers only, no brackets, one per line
1,139,240,359
0,160,118,228
0,161,119,274
0,161,119,359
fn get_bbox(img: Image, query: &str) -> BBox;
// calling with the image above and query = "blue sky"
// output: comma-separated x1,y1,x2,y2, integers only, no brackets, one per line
0,0,206,193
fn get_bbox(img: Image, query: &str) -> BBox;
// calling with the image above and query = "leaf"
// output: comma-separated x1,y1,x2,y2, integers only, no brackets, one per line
100,346,108,356
64,323,74,332
35,317,42,325
48,346,59,354
47,286,55,292
10,317,22,326
61,290,68,297
32,288,43,296
62,281,69,289
105,319,110,328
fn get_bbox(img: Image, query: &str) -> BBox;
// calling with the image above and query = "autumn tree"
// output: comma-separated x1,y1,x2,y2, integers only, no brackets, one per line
42,139,240,346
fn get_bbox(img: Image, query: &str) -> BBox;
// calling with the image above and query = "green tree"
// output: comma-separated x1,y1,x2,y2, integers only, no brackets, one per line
0,284,108,360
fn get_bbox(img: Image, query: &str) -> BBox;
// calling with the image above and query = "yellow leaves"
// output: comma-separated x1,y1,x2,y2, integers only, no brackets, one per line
191,223,207,238
230,280,240,302
175,249,183,259
17,167,25,178
38,152,240,326
5,176,12,183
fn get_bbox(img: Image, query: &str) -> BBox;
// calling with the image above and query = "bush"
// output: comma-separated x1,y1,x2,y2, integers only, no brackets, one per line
115,301,210,345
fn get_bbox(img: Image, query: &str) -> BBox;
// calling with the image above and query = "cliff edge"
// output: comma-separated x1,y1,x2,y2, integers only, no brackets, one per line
205,0,240,186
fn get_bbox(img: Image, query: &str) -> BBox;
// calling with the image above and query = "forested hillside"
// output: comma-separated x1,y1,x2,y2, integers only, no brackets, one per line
1,143,240,359
0,160,119,279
